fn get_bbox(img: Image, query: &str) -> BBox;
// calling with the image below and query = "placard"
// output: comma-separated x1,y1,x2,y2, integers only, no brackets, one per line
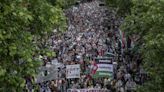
67,89,110,92
66,64,80,79
35,65,58,83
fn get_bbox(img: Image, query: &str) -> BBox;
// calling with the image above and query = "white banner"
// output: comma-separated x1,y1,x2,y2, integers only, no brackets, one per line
66,64,80,79
97,64,113,72
67,89,110,92
35,65,58,83
98,60,112,63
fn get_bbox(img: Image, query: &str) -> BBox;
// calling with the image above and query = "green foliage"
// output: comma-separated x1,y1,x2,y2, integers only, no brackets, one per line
0,0,67,91
106,0,133,16
47,0,78,9
106,0,164,92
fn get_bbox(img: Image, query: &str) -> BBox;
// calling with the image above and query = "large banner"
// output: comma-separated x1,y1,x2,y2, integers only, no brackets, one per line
97,64,113,72
66,64,80,79
93,58,113,78
35,65,58,83
67,89,110,92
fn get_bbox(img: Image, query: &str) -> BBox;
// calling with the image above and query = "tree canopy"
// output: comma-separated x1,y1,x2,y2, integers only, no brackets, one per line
106,0,164,92
0,0,68,91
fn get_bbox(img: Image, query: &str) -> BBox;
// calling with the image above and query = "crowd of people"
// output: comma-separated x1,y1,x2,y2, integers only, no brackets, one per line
51,1,111,91
25,0,147,92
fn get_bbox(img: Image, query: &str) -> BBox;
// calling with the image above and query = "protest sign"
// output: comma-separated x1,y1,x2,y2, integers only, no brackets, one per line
97,64,113,72
35,65,58,83
95,57,113,64
66,64,81,79
67,89,110,92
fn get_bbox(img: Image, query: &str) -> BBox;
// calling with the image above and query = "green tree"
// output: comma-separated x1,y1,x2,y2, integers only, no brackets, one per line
105,0,132,16
48,0,78,9
0,0,67,91
106,0,164,92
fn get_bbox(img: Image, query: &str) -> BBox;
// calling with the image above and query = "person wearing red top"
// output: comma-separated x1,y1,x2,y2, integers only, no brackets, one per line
90,60,98,75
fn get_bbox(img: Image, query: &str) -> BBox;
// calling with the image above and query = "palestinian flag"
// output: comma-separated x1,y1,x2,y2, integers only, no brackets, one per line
93,57,114,78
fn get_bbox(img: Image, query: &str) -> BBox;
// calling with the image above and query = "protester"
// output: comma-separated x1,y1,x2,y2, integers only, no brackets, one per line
125,79,137,92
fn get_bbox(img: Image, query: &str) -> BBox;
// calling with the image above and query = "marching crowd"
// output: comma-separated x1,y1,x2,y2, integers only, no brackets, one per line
25,0,147,92
50,1,111,91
